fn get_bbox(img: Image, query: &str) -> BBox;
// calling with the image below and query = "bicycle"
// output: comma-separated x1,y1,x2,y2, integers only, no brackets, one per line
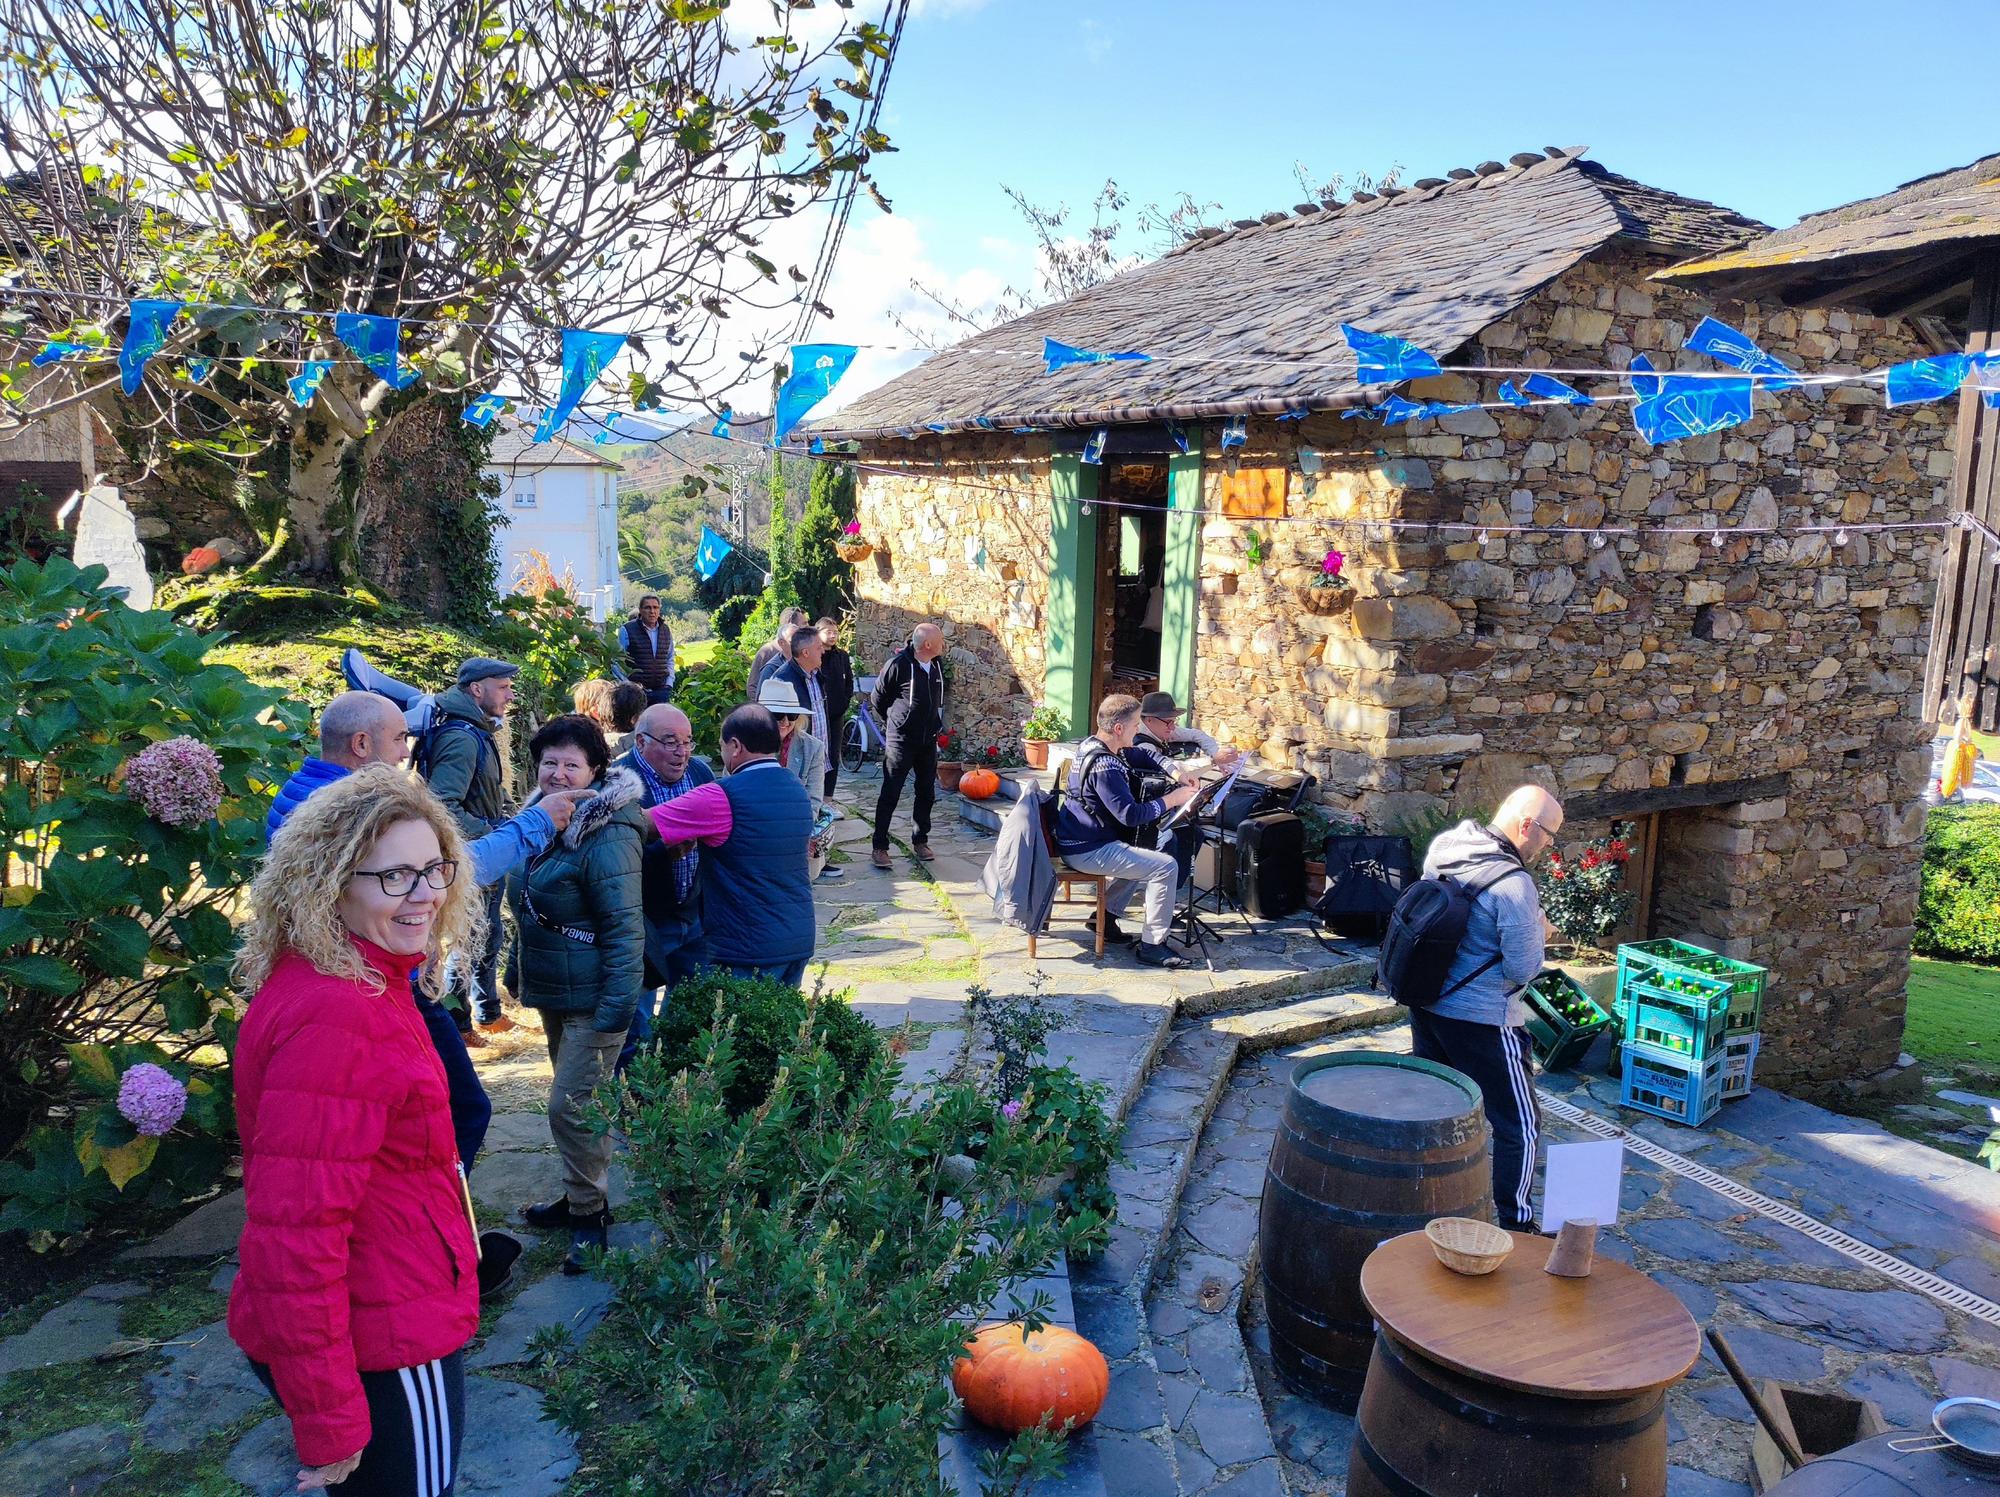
842,684,886,774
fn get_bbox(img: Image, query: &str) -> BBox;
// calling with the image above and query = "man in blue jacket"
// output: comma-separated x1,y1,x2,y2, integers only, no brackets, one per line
1053,694,1197,969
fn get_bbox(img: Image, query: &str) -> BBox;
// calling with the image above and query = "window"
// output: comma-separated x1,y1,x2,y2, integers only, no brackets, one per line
511,474,537,508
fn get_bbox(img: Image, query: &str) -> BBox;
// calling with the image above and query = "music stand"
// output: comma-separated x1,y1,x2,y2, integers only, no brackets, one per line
1160,772,1237,961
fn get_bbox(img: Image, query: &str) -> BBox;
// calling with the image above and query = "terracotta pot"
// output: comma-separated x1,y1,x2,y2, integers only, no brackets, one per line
1301,585,1355,616
937,761,966,792
1023,739,1050,770
835,540,873,563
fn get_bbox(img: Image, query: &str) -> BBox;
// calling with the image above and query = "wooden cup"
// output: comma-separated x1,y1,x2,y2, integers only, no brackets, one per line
1544,1218,1599,1277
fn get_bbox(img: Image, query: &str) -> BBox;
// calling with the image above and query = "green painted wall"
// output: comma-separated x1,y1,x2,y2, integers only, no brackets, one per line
1161,440,1203,710
1045,455,1099,739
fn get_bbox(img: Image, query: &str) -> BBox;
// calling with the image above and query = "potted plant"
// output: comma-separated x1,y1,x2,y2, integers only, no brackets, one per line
834,520,873,564
1535,824,1635,963
1302,547,1353,615
1298,803,1333,898
936,727,966,792
1020,705,1068,771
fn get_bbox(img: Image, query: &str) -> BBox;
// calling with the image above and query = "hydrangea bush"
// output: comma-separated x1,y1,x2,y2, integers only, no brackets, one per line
0,556,302,1241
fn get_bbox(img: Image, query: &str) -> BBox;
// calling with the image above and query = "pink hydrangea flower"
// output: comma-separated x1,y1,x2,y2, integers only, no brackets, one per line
1000,1099,1023,1121
117,1063,187,1137
1320,548,1346,578
123,736,224,827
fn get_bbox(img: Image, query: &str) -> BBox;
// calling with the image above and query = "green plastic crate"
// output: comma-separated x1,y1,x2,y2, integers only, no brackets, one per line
1523,969,1614,1073
1624,975,1732,1064
1721,1031,1760,1101
1617,938,1767,1033
1621,1047,1726,1127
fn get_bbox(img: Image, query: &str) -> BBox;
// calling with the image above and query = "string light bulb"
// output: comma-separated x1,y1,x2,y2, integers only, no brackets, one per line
1590,532,1607,550
1833,528,1849,547
1710,529,1724,548
1476,529,1490,546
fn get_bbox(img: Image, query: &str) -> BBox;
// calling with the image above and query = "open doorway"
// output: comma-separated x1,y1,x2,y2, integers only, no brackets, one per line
1090,460,1169,706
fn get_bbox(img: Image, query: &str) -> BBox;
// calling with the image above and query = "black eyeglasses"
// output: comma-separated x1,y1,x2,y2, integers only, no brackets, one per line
637,730,692,749
351,859,459,898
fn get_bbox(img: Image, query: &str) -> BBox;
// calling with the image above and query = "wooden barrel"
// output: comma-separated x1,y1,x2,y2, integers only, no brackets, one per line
1347,1330,1670,1497
1256,1052,1492,1410
1763,1432,2000,1494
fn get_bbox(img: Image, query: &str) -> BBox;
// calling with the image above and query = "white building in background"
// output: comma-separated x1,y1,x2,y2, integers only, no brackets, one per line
484,420,624,621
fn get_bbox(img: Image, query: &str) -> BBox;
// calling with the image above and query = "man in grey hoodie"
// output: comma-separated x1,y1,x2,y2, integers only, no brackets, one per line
1413,785,1563,1231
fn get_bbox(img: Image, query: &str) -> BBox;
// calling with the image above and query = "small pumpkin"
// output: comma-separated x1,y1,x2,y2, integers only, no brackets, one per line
180,545,222,576
951,1322,1109,1435
959,767,1001,801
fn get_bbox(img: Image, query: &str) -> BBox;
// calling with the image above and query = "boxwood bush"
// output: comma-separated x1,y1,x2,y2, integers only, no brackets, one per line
1918,804,2000,963
648,972,882,1114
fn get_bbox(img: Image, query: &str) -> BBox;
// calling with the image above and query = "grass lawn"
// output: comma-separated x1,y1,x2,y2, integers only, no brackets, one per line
677,637,722,669
1905,956,2000,1079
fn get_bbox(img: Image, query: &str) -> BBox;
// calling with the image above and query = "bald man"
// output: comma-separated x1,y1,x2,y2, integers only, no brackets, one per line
1414,785,1564,1231
869,622,948,869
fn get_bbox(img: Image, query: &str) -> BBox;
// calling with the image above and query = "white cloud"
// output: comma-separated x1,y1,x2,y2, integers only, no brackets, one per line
1078,17,1111,63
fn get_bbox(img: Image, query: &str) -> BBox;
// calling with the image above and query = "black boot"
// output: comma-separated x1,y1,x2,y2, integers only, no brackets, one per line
1085,913,1135,946
477,1230,525,1300
563,1208,613,1276
1135,940,1188,970
522,1197,574,1230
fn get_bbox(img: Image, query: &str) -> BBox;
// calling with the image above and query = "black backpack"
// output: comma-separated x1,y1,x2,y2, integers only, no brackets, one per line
1375,861,1528,1009
414,716,497,785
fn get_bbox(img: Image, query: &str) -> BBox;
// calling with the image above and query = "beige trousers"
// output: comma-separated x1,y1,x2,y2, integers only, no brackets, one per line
544,1016,624,1215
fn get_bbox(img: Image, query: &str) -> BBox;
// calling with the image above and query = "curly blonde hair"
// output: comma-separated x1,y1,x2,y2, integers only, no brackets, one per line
572,677,616,726
235,766,485,999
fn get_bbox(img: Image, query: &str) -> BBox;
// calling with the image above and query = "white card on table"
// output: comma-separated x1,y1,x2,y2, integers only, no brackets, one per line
1539,1139,1623,1233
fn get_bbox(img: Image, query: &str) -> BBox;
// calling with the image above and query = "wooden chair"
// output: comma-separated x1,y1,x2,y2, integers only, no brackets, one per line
1026,782,1110,960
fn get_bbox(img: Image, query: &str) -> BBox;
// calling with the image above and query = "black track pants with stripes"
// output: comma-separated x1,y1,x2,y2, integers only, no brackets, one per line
1408,1009,1542,1231
252,1352,465,1497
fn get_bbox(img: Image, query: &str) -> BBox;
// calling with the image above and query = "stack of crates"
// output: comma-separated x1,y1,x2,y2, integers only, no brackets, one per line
1613,938,1767,1126
1523,969,1616,1072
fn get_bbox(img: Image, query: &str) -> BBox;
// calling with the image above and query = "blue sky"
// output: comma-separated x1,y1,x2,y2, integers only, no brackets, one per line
810,0,2000,405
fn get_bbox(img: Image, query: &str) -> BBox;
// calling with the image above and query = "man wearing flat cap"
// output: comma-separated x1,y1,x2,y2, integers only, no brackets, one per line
421,656,522,1040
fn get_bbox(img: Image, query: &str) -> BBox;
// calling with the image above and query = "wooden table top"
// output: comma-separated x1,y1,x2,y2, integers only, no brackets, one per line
1359,1230,1701,1400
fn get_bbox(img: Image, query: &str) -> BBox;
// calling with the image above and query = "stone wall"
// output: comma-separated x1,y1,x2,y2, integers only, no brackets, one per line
849,434,1054,752
850,246,1954,1090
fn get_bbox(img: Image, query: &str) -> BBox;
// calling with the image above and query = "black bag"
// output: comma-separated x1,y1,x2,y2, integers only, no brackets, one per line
1313,835,1414,937
1375,860,1528,1009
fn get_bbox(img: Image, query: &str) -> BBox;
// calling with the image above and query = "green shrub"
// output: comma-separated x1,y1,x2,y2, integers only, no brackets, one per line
709,592,758,645
650,971,882,1114
1918,804,2000,962
673,642,751,762
0,557,303,1237
547,1015,1087,1495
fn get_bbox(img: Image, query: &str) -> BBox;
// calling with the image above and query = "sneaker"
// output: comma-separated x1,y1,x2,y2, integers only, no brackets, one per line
563,1209,612,1276
1134,941,1189,970
913,842,936,861
871,847,893,870
522,1197,576,1230
477,1230,525,1300
477,1013,517,1035
461,1028,490,1050
1085,913,1136,946
817,865,845,882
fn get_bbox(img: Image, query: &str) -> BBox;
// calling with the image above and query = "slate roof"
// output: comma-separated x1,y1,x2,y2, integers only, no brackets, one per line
815,149,1765,440
1665,152,2000,283
486,417,620,471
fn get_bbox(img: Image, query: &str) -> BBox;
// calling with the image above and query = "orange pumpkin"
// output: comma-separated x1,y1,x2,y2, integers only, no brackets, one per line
959,767,1001,800
951,1322,1109,1434
180,546,222,576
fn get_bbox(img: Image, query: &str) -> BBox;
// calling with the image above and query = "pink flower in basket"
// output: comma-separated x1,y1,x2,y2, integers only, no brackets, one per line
123,736,225,827
843,521,862,537
1317,548,1346,582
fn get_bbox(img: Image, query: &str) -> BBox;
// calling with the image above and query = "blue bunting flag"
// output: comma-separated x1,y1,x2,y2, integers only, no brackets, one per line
1276,409,1309,422
694,525,734,581
118,299,182,394
808,437,826,456
1522,372,1592,405
1885,353,1971,408
1684,316,1801,391
1220,416,1247,451
773,343,859,444
1167,420,1190,454
1376,395,1433,427
185,357,215,386
712,406,733,439
1340,324,1442,384
288,359,334,407
533,328,627,442
31,340,90,366
925,422,950,433
1043,337,1153,373
334,311,420,392
1629,355,1753,446
1081,428,1108,465
973,416,997,430
1498,381,1532,407
463,393,508,429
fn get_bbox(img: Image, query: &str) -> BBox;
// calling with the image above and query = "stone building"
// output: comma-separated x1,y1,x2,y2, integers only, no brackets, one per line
816,147,1965,1093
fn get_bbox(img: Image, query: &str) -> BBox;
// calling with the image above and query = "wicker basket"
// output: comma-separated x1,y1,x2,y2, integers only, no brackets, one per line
835,540,874,564
1300,585,1354,616
1425,1216,1514,1276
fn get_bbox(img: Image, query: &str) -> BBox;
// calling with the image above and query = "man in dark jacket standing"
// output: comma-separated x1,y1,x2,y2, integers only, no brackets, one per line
869,622,946,871
815,616,855,798
615,702,716,1070
773,626,831,764
618,594,675,705
642,705,815,986
422,657,519,1038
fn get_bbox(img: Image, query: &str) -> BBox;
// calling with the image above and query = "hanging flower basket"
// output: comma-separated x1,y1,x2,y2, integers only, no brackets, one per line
1301,585,1354,616
835,539,874,564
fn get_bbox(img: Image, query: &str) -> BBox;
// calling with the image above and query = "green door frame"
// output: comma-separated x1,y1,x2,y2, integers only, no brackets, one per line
1161,436,1202,711
1045,454,1099,739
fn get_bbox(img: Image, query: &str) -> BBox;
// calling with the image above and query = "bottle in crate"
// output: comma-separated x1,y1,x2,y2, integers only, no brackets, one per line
1622,973,1731,1064
1617,937,1767,1035
1621,1048,1726,1126
1522,969,1614,1073
1720,1031,1760,1101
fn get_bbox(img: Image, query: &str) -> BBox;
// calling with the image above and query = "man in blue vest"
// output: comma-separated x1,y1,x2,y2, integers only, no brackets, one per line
615,702,715,1069
640,703,815,987
618,594,675,705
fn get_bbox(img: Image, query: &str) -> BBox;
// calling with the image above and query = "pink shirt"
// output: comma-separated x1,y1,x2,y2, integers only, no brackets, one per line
643,759,790,846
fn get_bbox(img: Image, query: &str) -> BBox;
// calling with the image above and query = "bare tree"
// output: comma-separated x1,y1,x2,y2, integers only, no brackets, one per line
0,0,905,579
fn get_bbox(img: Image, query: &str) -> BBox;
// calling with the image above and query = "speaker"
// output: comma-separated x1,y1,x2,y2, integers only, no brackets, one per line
1235,811,1305,919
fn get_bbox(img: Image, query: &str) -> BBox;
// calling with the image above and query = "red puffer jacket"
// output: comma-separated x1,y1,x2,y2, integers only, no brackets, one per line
227,939,478,1466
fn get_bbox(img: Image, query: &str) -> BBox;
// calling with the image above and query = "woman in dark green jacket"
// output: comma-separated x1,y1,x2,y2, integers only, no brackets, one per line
506,714,646,1273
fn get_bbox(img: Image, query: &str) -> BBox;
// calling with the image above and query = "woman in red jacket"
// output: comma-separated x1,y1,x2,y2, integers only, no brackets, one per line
230,767,484,1495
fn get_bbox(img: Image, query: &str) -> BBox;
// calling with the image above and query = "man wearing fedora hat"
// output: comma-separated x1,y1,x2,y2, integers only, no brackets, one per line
1135,690,1240,772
